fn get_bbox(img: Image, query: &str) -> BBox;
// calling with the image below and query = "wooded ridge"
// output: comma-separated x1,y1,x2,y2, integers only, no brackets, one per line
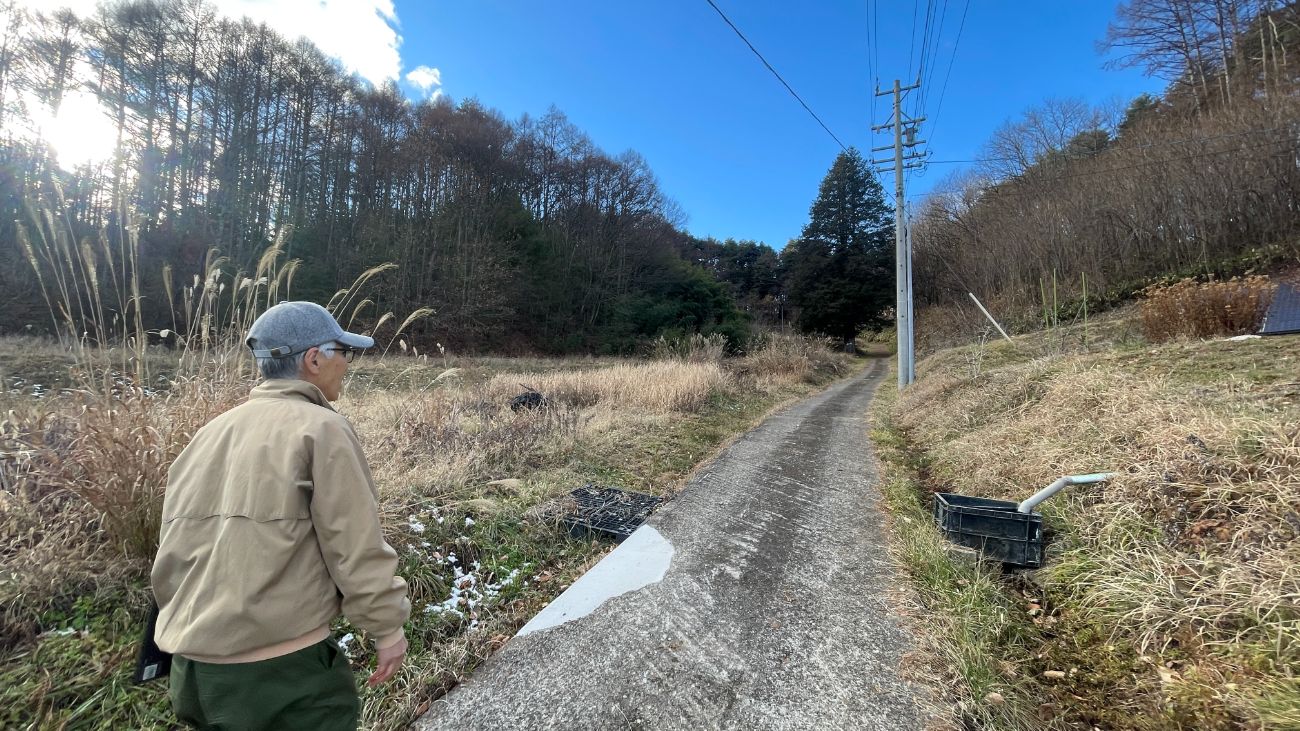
913,1,1300,342
0,0,767,353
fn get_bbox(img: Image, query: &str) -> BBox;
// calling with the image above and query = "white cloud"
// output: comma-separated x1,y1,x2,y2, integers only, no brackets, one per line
212,0,402,85
13,0,404,86
405,65,442,97
13,0,435,92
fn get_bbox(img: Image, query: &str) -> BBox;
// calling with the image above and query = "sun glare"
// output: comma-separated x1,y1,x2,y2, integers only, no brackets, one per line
35,90,119,170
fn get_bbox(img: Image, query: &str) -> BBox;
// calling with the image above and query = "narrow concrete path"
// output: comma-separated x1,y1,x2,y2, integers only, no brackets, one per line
416,360,933,730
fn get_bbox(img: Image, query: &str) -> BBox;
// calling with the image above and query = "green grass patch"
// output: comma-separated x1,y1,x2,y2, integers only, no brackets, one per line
871,387,1044,730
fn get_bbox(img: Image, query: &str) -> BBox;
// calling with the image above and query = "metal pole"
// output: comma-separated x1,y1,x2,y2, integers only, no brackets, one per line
1017,473,1119,514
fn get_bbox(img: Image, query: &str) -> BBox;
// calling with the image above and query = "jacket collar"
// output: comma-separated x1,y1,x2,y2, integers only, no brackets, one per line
249,379,336,411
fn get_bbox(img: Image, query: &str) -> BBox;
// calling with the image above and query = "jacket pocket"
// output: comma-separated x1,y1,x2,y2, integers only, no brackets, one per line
321,637,343,669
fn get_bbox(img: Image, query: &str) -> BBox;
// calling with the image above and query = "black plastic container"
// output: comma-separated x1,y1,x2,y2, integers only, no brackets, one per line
933,492,1044,567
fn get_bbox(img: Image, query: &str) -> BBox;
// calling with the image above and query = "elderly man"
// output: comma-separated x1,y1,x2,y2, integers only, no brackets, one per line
151,301,410,730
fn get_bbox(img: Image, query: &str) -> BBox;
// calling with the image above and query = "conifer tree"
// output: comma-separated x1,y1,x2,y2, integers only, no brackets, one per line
782,148,894,341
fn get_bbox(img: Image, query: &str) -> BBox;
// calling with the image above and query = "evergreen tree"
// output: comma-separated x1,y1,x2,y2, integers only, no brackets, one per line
782,148,894,341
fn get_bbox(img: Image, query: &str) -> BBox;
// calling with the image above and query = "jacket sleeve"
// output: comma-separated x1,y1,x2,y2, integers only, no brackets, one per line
309,415,411,647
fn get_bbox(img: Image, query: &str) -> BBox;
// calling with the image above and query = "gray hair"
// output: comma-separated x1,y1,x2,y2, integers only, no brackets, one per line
256,350,309,380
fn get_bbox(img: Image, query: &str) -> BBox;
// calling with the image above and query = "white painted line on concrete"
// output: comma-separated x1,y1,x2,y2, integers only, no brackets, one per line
516,525,674,637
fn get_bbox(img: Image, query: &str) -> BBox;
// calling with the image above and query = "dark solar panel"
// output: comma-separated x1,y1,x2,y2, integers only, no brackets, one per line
1261,282,1300,336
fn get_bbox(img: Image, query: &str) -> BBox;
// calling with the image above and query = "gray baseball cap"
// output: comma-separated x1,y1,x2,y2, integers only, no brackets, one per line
246,301,375,358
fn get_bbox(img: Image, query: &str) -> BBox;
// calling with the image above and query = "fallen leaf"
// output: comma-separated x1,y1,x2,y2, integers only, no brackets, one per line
984,692,1005,705
1042,670,1067,680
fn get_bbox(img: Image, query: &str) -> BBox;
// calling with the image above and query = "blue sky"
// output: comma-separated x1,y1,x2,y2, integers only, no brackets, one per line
389,1,1164,249
136,1,1162,251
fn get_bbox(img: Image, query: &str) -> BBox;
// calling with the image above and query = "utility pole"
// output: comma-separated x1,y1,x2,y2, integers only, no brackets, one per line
872,78,925,390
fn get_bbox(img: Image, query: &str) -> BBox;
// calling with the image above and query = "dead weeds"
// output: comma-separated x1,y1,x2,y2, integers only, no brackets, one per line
883,319,1299,729
0,335,860,730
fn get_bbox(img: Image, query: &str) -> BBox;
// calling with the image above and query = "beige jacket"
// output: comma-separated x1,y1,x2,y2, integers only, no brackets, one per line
151,379,409,660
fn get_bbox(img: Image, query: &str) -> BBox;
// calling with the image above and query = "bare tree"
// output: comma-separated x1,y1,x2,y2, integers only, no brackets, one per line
982,97,1108,178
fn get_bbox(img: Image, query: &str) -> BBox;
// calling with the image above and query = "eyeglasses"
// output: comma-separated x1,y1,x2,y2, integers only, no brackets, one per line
320,344,359,363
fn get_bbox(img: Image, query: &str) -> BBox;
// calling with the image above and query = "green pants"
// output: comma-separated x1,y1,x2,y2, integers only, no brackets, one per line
169,638,360,731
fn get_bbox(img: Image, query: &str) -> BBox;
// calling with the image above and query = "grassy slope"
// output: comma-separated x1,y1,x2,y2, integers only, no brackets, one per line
872,313,1300,730
0,342,861,730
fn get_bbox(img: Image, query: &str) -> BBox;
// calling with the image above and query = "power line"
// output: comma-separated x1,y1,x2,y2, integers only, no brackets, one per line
920,0,950,115
917,137,1297,200
871,0,880,98
914,0,941,117
906,137,1298,203
907,0,921,82
926,0,970,148
866,0,876,133
922,124,1298,168
703,0,846,150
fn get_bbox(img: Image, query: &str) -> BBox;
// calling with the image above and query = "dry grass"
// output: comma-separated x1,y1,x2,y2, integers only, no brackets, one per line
483,360,730,414
885,320,1300,729
649,332,728,362
347,387,583,507
345,359,734,512
10,382,245,558
1140,276,1277,342
733,332,853,388
0,378,249,653
0,336,859,730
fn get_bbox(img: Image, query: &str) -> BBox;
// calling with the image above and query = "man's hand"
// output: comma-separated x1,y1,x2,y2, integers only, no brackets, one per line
367,635,407,686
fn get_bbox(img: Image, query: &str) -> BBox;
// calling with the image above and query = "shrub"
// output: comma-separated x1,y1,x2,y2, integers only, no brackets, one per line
736,333,850,385
1140,276,1276,342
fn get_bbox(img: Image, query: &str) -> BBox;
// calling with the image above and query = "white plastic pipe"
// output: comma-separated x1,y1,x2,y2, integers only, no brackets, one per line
1017,472,1118,514
968,292,1014,344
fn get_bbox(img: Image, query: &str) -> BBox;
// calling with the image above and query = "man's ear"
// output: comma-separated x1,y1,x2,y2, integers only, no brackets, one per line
302,346,323,375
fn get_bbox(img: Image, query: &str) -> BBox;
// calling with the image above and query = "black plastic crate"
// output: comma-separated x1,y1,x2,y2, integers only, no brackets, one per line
933,492,1044,567
562,485,661,542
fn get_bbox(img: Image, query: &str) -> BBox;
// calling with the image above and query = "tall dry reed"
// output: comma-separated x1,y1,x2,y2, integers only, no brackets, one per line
484,361,730,413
